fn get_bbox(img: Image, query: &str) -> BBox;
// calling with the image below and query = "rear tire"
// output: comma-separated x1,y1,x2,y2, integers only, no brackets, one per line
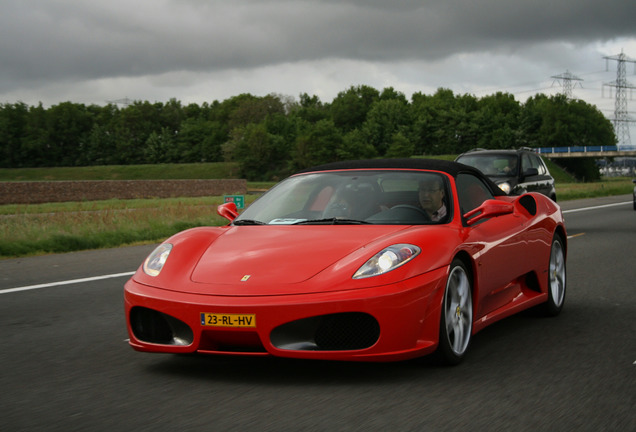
436,259,473,365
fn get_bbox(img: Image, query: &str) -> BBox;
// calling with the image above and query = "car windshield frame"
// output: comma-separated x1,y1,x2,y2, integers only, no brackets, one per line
234,170,452,226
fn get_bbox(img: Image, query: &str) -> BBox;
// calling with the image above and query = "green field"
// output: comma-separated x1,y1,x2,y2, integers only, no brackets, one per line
1,161,633,258
0,162,240,181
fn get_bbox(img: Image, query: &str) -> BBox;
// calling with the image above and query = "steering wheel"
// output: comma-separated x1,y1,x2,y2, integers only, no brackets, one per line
391,205,431,221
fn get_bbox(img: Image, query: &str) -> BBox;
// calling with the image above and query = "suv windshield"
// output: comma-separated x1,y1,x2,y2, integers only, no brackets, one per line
456,154,518,177
235,170,450,225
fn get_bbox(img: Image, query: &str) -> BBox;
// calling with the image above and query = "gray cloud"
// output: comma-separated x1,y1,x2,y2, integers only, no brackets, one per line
0,0,635,109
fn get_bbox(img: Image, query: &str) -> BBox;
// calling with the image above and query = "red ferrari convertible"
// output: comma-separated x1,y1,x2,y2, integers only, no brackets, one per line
124,159,567,364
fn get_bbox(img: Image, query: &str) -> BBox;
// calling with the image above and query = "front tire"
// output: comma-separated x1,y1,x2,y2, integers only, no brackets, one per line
437,259,473,365
542,235,566,316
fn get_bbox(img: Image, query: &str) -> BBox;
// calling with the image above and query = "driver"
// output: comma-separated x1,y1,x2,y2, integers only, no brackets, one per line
324,188,355,218
418,178,446,221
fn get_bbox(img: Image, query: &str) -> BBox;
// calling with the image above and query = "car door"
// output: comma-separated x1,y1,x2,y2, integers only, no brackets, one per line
456,173,532,320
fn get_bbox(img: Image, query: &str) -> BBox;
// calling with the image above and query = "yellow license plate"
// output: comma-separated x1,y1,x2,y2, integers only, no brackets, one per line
200,313,256,328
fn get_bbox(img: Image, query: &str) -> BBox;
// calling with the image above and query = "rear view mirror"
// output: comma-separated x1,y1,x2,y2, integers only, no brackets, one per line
217,202,239,221
464,199,514,226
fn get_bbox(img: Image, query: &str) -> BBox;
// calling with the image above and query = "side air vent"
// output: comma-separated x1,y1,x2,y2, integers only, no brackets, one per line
518,194,537,215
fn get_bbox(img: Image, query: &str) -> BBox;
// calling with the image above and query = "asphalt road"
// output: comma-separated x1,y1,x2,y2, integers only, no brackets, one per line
1,195,635,431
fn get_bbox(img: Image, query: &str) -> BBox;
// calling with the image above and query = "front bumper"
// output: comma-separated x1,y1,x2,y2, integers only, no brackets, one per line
124,267,447,362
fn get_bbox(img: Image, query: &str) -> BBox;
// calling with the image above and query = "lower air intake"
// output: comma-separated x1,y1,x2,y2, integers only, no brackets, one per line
271,312,380,351
129,306,193,346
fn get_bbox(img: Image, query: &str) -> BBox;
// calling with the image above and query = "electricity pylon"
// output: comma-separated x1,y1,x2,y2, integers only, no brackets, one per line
603,51,636,148
551,70,583,99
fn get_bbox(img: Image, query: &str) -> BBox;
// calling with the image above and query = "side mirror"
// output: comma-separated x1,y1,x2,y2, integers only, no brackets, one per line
522,167,538,179
217,202,239,221
464,199,514,226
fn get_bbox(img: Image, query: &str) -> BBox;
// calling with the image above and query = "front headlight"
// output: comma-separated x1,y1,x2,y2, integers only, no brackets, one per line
498,182,511,194
353,244,420,279
143,243,173,276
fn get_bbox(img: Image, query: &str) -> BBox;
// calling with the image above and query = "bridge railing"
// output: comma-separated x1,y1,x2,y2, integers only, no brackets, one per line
537,145,636,154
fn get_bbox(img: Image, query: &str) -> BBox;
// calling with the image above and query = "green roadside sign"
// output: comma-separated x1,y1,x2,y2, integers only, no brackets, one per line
223,195,245,209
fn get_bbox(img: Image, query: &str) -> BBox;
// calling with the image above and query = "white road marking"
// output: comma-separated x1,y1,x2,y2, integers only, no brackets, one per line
562,201,631,214
0,271,135,295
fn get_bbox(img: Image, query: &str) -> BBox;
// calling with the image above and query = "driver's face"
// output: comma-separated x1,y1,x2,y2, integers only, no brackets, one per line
418,181,444,214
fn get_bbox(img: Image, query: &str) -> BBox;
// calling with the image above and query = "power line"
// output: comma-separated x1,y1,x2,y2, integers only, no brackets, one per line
106,97,133,107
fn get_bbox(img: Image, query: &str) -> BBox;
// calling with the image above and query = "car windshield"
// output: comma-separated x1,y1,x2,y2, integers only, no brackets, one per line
457,154,518,177
235,170,450,225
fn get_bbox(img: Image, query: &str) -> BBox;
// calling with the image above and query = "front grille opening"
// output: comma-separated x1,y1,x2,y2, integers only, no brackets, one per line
270,312,380,351
129,307,193,346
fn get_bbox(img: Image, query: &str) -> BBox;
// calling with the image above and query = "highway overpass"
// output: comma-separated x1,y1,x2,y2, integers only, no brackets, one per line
537,145,636,158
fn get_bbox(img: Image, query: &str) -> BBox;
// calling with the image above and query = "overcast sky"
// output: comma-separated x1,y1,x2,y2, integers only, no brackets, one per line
1,0,635,142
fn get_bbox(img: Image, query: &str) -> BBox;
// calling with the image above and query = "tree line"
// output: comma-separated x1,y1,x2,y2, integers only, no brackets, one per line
0,86,615,180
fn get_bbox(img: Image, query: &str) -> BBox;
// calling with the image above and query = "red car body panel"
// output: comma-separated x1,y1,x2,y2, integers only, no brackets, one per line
125,266,448,361
124,160,566,362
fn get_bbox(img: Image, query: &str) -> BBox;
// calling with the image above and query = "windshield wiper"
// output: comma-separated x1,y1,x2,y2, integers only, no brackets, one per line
293,218,371,225
232,219,266,226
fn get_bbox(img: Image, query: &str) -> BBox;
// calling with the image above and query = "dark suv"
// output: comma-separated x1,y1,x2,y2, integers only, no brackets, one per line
456,148,557,201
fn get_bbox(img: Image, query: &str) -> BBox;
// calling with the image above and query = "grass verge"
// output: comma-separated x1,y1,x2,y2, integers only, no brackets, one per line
0,196,257,258
556,177,634,200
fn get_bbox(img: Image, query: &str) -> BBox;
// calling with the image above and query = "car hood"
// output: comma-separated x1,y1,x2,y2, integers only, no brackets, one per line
187,225,408,295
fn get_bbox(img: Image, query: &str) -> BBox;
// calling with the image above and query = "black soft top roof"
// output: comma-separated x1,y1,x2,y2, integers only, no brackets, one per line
298,158,506,196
